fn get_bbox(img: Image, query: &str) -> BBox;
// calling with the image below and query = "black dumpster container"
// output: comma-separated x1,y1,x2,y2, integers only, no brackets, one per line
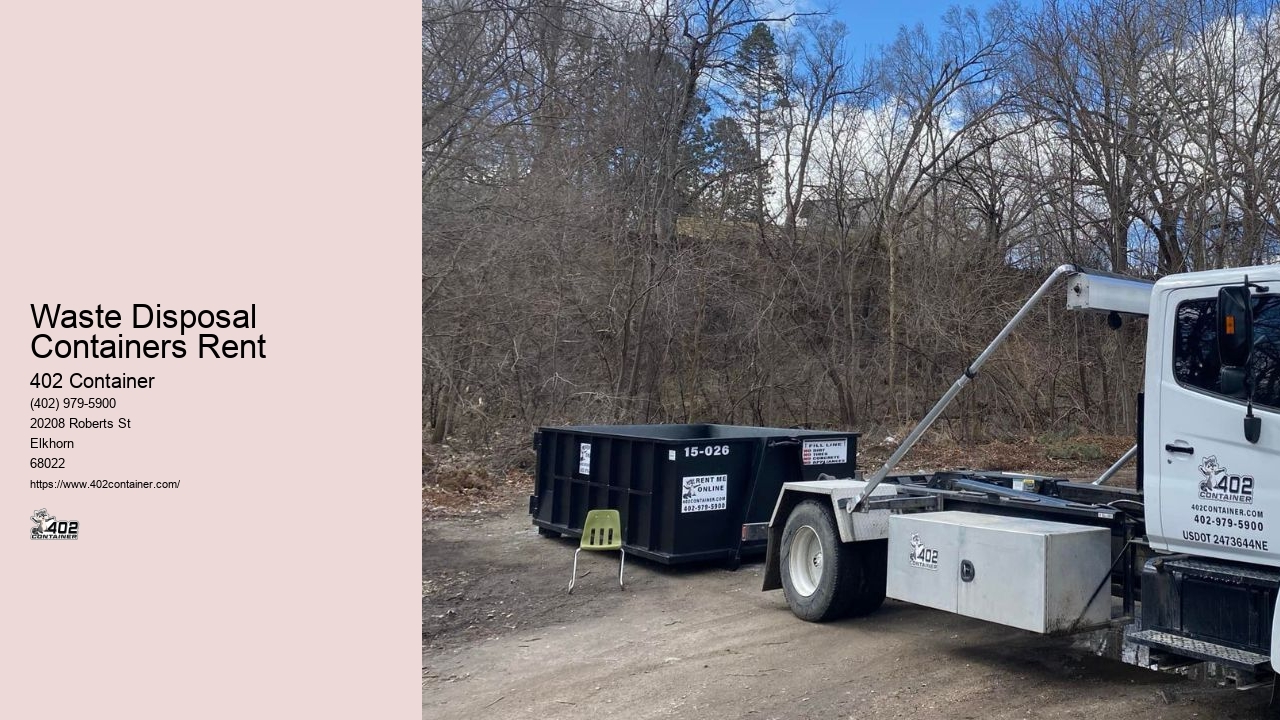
529,424,859,565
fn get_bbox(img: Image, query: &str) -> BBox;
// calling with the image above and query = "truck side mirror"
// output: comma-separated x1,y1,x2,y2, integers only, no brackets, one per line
1220,366,1247,396
1217,285,1254,367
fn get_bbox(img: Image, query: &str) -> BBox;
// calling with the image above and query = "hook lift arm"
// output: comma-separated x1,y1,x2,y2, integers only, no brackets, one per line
848,264,1093,513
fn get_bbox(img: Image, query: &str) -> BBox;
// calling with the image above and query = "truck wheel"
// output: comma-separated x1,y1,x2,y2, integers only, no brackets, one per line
781,499,862,622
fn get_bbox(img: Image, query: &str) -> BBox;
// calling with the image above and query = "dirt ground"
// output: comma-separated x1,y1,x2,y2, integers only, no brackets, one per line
423,501,1275,720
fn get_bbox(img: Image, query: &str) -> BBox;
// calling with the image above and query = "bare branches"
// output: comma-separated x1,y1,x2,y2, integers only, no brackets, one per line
424,0,1280,447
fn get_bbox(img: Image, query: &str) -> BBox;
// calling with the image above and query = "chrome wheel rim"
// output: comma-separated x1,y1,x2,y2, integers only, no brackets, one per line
789,525,823,597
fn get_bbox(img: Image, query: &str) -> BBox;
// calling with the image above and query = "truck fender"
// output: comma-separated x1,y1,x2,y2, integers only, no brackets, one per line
762,480,896,591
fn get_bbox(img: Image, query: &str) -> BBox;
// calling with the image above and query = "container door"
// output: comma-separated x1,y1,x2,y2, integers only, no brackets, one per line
1155,285,1280,565
954,523,1045,632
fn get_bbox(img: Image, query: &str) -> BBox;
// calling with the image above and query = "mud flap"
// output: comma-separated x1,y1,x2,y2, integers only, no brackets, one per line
1272,594,1280,675
762,524,783,591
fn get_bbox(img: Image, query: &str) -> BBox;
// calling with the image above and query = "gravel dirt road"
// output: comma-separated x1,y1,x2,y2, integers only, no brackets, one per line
423,505,1273,719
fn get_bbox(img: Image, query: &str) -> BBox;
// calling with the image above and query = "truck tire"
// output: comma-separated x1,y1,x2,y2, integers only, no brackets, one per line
780,499,886,622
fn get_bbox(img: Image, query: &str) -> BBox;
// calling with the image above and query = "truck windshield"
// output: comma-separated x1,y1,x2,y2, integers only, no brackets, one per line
1173,295,1280,411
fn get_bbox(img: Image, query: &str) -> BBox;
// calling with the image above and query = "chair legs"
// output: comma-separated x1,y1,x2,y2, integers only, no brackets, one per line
568,547,582,593
568,547,626,593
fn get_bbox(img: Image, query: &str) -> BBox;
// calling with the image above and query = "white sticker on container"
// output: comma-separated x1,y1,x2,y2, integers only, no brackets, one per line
578,443,591,475
802,439,848,465
681,474,727,513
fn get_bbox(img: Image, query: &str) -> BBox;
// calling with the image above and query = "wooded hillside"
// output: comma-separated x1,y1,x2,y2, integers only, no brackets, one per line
424,0,1280,446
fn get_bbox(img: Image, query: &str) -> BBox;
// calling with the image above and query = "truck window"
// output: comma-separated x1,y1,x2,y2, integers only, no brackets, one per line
1258,296,1280,407
1173,295,1280,410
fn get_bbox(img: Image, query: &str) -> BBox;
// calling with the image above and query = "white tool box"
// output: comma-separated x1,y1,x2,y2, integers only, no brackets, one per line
886,511,1111,633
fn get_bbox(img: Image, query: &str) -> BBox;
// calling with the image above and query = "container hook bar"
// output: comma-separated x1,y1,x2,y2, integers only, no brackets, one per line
848,263,1079,512
1091,444,1138,486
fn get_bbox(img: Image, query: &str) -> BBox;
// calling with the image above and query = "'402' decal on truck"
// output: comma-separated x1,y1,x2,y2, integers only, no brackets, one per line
1198,455,1255,505
908,534,939,570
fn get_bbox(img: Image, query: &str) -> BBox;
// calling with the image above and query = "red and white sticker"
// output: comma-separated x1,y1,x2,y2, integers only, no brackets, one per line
802,439,847,465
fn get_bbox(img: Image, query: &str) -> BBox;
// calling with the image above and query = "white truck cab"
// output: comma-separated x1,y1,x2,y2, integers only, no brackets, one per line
1143,266,1280,565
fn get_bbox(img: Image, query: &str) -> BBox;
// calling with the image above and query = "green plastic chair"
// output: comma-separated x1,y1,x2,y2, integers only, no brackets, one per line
567,509,625,593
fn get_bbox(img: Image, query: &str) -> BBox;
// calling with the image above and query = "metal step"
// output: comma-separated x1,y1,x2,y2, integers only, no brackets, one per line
1127,629,1271,672
1159,557,1280,587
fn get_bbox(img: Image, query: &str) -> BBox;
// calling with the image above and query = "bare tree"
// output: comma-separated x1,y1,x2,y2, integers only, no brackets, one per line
423,0,1279,450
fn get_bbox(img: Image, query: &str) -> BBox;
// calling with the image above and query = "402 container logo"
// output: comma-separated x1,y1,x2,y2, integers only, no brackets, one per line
30,508,78,540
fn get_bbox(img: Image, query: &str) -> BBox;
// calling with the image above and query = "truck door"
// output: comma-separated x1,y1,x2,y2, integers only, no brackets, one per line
1157,286,1280,565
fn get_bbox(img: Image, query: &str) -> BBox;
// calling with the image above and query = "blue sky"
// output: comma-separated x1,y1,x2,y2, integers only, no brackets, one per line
814,1,1012,62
